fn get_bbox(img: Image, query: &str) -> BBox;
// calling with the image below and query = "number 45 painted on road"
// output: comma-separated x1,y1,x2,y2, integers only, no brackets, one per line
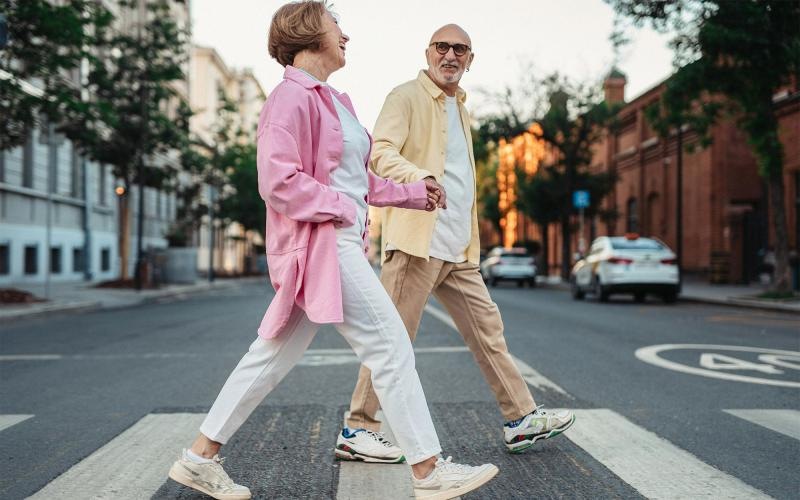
699,353,800,374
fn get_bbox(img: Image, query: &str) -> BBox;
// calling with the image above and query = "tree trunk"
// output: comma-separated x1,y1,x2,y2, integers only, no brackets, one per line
540,222,550,276
561,215,572,280
118,192,130,280
767,169,791,293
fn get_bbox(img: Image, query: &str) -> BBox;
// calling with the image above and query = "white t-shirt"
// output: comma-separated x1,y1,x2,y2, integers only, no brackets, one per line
427,96,474,263
330,94,370,234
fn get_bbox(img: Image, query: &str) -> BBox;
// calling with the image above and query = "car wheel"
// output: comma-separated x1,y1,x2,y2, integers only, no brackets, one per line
634,292,646,303
490,277,498,287
528,278,537,288
594,276,609,302
662,292,677,304
517,280,525,288
571,279,585,300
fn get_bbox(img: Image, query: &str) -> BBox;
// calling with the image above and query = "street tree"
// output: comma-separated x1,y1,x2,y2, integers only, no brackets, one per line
607,0,800,293
72,0,190,281
0,0,111,150
536,76,620,279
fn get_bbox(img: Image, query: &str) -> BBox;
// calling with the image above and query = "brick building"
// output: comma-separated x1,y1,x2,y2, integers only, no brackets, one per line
485,70,799,284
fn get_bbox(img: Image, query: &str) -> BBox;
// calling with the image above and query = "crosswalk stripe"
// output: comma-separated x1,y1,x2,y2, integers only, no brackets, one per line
566,409,771,499
724,409,800,441
424,303,572,397
337,411,415,500
0,414,33,433
29,413,204,499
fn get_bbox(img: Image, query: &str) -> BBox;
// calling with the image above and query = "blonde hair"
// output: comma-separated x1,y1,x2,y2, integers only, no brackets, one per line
268,1,329,67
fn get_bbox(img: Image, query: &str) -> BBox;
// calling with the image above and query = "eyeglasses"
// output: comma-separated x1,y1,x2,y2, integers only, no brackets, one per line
429,42,471,57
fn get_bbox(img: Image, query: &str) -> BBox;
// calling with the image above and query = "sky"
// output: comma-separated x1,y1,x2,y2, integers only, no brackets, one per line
191,0,676,129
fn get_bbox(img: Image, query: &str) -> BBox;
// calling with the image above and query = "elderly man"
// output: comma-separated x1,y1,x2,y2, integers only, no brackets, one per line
334,24,575,464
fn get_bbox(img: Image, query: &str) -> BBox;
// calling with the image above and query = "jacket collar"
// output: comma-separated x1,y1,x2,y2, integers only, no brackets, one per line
283,65,345,97
417,70,467,103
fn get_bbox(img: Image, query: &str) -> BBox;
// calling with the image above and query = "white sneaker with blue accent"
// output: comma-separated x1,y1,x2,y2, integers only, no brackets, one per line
335,428,405,463
504,406,575,453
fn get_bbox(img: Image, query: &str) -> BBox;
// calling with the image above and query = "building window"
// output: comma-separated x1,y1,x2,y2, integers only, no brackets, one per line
0,150,5,183
0,244,9,275
23,133,34,188
100,247,110,272
626,197,639,234
48,139,59,194
73,247,85,273
24,245,38,275
98,164,107,205
71,149,82,198
50,246,62,274
646,193,660,237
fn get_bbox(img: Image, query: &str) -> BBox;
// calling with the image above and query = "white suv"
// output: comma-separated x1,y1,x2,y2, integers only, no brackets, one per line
570,235,679,303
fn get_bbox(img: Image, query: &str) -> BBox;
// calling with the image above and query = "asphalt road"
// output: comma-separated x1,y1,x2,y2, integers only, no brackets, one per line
1,280,798,499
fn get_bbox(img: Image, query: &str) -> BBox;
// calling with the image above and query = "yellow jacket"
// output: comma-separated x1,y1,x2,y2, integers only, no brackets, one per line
371,70,480,264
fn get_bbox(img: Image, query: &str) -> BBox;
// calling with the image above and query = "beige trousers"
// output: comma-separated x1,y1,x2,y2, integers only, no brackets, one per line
346,250,536,431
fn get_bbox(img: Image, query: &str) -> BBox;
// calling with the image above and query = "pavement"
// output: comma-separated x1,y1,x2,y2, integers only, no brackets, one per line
0,276,266,322
1,272,798,322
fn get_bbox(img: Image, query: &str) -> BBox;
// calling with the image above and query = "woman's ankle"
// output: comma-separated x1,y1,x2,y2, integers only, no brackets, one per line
411,456,437,479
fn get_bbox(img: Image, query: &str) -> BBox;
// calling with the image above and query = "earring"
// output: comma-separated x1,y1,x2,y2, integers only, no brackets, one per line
466,68,470,72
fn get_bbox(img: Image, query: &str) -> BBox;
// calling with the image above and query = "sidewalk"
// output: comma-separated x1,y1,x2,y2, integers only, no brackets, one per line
0,276,265,322
538,275,800,314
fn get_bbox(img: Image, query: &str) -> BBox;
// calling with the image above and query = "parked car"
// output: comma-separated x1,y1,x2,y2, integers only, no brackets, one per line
570,235,679,303
480,247,537,287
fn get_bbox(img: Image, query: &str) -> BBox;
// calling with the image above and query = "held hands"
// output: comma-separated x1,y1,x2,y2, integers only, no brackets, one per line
423,177,447,211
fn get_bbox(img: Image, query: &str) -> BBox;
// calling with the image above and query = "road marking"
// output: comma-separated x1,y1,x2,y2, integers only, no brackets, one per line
635,344,800,388
29,413,204,499
424,304,572,397
566,409,770,499
337,411,414,500
0,414,33,432
724,409,800,441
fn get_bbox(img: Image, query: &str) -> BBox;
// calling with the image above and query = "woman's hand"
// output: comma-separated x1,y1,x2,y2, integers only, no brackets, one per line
424,177,447,211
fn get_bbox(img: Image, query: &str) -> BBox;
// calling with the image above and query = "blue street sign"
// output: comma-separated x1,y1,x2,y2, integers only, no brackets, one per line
573,190,590,209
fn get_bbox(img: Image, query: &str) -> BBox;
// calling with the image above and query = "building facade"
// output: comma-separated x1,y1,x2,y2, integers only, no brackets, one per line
0,0,191,286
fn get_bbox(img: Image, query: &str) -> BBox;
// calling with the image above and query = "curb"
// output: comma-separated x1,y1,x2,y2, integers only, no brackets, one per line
679,295,800,314
0,277,265,321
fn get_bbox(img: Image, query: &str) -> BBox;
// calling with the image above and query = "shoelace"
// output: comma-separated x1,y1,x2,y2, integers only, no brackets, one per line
437,456,473,474
209,456,237,489
363,430,394,447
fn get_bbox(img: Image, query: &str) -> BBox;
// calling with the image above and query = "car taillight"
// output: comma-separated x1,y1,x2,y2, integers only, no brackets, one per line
661,258,677,265
607,256,633,265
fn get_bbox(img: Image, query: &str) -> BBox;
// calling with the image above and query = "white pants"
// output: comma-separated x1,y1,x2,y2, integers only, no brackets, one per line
199,222,442,465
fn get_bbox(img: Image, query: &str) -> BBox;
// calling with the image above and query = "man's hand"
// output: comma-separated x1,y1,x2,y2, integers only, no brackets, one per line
423,177,447,211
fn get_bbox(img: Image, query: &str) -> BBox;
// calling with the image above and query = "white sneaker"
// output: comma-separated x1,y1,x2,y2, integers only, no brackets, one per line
412,456,498,499
504,406,575,453
334,428,405,463
168,449,252,500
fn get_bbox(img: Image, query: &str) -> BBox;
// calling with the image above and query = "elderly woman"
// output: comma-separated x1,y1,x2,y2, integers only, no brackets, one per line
167,2,497,499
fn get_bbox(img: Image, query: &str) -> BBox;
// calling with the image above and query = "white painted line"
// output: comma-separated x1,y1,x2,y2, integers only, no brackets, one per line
511,356,572,397
0,354,63,361
338,411,414,500
635,344,800,388
424,303,572,397
566,409,771,499
29,413,204,500
724,409,800,441
0,414,33,433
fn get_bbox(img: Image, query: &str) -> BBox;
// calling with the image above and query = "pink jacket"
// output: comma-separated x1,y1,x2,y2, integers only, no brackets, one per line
256,66,429,339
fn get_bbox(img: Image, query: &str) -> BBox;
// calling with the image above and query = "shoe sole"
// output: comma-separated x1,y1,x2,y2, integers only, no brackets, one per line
506,413,576,454
168,462,252,500
414,464,499,500
334,447,406,464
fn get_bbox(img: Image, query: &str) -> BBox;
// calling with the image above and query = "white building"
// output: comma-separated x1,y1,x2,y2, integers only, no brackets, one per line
0,0,191,286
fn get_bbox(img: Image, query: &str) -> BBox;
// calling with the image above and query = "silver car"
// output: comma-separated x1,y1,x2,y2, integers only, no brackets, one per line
480,247,537,287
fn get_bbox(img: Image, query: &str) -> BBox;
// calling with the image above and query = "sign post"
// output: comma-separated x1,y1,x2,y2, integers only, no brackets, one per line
573,190,590,255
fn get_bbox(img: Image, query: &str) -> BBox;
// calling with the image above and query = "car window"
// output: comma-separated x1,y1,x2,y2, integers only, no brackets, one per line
610,238,664,250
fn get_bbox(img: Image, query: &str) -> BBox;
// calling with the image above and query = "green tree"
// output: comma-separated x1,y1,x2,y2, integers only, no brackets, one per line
0,0,112,150
607,0,800,293
75,0,190,280
536,76,620,279
218,142,264,239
